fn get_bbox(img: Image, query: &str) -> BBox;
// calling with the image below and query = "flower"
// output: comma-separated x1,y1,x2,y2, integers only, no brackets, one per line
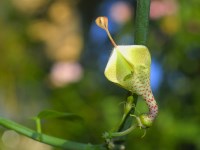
49,62,83,87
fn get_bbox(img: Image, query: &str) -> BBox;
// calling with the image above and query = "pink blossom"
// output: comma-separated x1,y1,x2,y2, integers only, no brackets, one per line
49,62,83,87
110,1,133,24
150,0,178,20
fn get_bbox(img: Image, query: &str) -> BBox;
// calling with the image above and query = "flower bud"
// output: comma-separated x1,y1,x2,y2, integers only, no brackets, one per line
139,114,153,128
95,16,108,30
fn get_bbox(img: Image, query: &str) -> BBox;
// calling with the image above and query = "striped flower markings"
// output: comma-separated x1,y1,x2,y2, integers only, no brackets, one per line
96,17,158,128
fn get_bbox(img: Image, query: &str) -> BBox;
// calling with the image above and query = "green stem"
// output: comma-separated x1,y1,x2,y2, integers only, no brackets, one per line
117,94,138,132
134,0,151,45
111,125,137,137
0,117,106,150
117,94,136,132
35,118,42,134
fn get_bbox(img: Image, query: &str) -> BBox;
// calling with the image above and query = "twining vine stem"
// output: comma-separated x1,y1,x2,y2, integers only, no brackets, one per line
134,0,151,45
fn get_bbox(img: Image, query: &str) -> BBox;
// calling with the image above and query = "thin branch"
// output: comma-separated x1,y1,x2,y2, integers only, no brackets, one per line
0,117,106,150
134,0,151,45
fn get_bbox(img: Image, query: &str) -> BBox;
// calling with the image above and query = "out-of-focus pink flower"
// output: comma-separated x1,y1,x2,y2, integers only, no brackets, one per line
110,1,133,24
150,0,178,20
49,62,83,87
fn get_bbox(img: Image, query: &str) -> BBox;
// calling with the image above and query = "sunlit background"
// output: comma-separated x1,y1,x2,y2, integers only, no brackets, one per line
0,0,200,149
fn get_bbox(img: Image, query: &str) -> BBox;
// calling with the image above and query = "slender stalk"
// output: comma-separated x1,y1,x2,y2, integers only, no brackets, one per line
35,118,42,134
95,16,117,47
111,125,137,137
105,29,117,47
117,94,137,132
116,94,138,134
134,0,151,45
0,117,106,150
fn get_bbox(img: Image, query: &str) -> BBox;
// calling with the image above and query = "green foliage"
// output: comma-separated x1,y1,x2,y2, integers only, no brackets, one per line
35,110,83,121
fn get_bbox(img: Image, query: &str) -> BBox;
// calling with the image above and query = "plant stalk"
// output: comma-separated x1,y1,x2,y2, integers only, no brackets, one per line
134,0,151,45
0,117,106,150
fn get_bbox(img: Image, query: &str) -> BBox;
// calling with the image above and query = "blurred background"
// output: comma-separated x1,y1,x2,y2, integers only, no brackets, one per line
0,0,200,149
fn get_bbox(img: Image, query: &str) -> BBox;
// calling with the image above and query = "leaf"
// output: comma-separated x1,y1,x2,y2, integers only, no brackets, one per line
35,110,83,122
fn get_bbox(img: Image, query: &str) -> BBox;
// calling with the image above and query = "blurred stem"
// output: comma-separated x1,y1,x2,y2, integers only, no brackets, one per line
113,0,150,147
117,95,134,130
117,94,137,132
0,117,106,150
111,124,137,137
35,118,42,134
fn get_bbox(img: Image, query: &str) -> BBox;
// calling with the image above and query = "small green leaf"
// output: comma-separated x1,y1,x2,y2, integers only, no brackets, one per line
36,110,83,122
